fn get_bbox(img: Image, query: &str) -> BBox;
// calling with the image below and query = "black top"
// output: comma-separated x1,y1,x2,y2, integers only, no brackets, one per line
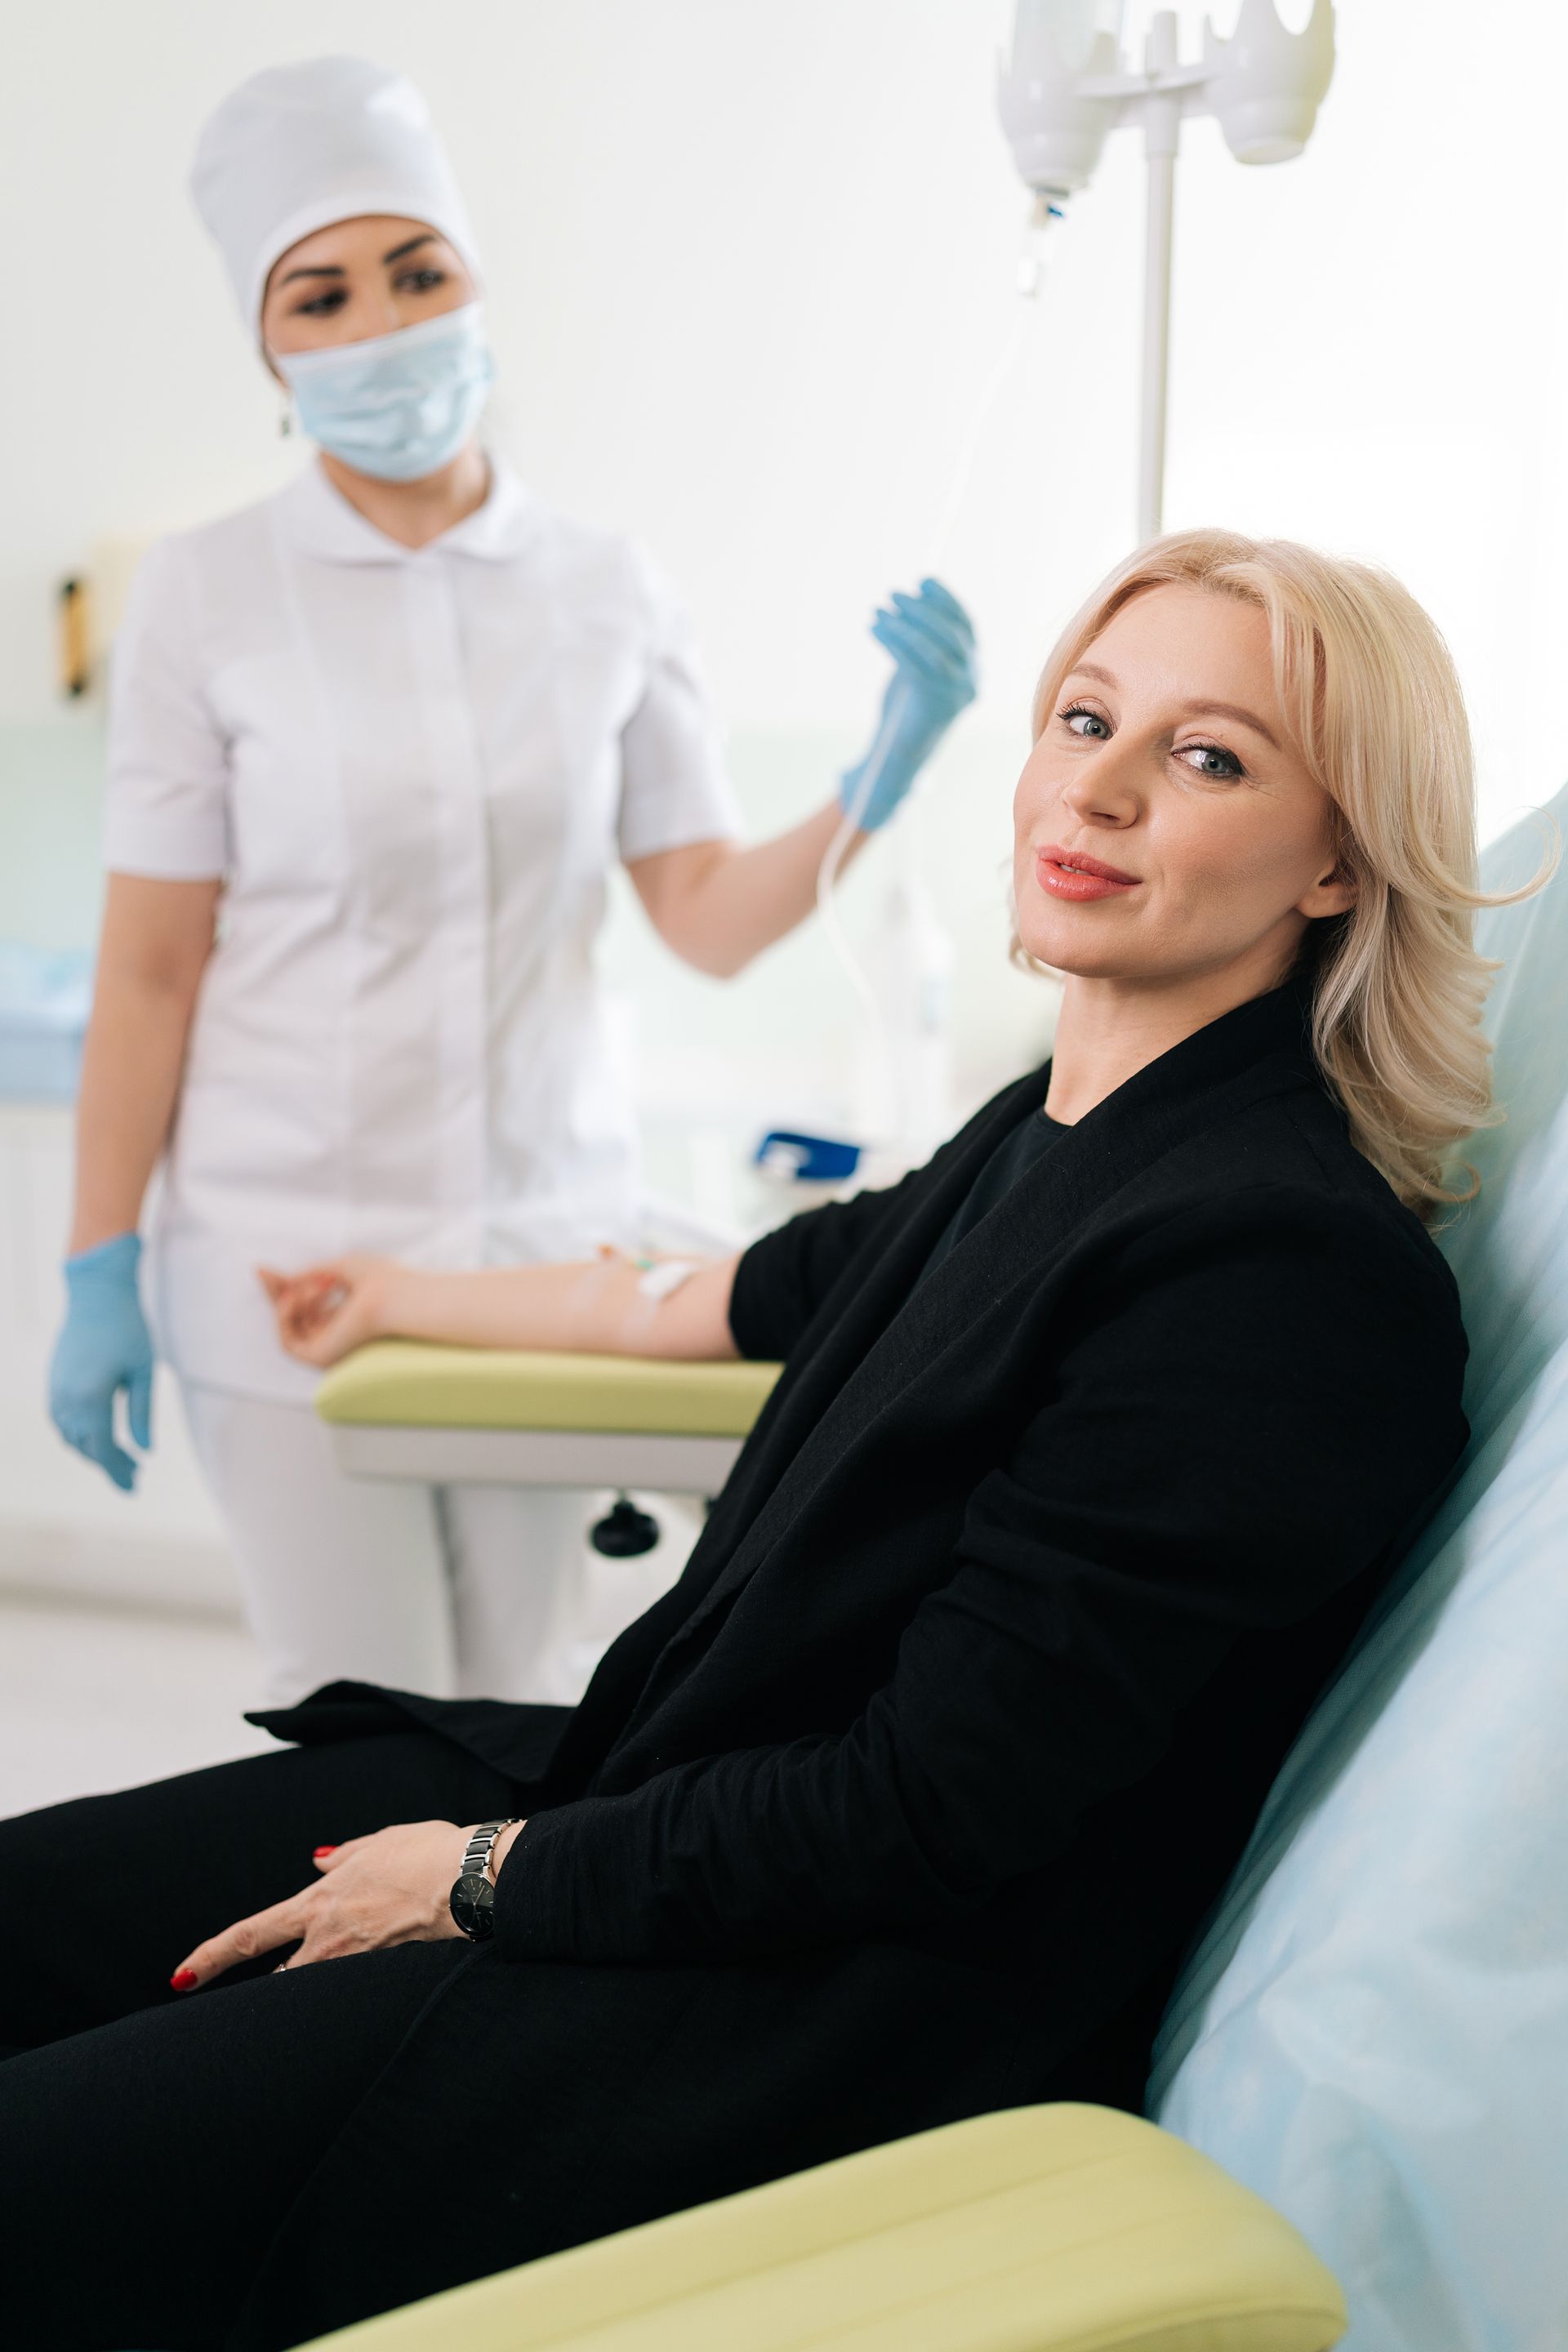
916,1108,1067,1286
255,981,1469,2243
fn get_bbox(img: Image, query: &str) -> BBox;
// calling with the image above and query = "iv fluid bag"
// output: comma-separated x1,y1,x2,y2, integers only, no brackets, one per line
1009,0,1126,77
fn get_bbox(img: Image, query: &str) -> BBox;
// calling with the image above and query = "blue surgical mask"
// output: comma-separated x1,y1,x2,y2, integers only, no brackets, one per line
274,301,494,482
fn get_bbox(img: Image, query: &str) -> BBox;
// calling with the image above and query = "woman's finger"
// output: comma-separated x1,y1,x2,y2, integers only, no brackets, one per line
271,1285,350,1362
279,1258,343,1290
272,1305,313,1358
312,1833,372,1872
301,1290,376,1366
170,1891,312,1990
261,1270,332,1348
270,1264,345,1325
288,1272,341,1310
283,1285,345,1347
260,1263,334,1306
281,1311,355,1368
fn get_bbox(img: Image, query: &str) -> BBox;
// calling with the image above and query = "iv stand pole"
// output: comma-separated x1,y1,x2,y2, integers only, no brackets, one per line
1004,4,1334,545
1137,9,1183,544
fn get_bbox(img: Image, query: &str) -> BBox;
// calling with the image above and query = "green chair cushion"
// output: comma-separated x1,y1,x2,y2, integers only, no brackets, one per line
298,2103,1346,2352
314,1343,780,1439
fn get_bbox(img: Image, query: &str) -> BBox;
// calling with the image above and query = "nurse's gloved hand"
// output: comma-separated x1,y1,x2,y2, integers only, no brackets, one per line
839,577,978,832
48,1232,155,1493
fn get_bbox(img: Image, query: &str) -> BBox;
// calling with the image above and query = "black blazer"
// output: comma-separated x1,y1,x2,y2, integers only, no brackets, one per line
252,980,1468,2320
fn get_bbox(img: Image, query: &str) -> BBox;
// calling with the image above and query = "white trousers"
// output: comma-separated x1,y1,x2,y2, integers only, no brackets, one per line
180,1381,693,1708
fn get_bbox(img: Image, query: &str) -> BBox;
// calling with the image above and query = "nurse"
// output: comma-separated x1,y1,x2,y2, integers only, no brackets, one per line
47,57,976,1706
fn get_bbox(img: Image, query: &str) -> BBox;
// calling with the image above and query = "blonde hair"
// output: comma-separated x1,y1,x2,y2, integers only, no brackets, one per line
1025,528,1544,1221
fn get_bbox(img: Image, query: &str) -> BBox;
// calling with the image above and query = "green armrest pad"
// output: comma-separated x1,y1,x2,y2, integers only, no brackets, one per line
298,2104,1346,2352
314,1343,781,1439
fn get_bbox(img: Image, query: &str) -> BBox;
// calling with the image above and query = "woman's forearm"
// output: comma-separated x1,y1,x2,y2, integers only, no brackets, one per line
69,877,220,1255
627,804,870,979
376,1253,742,1361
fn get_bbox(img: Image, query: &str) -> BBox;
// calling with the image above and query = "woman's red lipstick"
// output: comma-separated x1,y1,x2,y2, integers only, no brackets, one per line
1036,844,1141,902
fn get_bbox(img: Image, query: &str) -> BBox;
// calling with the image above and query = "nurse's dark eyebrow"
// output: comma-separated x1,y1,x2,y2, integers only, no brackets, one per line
381,233,437,265
276,238,436,289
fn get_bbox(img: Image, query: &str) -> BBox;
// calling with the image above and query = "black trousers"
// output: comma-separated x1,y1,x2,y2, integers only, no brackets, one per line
0,1731,1160,2352
0,1731,519,2352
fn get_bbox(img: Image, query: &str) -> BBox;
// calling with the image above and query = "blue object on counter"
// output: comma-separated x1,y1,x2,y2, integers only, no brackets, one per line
755,1131,863,1183
0,943,91,1100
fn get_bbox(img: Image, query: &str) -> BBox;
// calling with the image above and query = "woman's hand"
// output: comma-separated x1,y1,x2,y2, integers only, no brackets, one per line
258,1252,394,1365
168,1820,525,1990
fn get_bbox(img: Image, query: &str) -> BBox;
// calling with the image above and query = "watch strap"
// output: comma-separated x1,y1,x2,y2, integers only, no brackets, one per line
459,1819,519,1881
449,1818,521,1942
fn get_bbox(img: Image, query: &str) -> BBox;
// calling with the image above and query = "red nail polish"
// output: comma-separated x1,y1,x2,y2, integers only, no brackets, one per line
313,1844,336,1858
170,1968,198,1991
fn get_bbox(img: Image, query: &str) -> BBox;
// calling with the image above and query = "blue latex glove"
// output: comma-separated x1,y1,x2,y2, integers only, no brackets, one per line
48,1231,154,1492
839,577,978,832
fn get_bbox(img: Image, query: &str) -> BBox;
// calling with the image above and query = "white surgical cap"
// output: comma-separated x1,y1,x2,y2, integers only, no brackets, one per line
189,56,481,332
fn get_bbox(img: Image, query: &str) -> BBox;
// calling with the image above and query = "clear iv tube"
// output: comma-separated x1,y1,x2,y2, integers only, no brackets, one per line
813,230,1052,1133
813,678,913,1054
921,301,1038,589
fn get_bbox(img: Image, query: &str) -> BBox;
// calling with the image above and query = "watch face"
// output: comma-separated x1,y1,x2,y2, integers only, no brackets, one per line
450,1872,496,1939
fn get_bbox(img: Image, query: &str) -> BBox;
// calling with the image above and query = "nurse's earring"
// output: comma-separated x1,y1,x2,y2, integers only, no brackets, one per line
278,391,294,439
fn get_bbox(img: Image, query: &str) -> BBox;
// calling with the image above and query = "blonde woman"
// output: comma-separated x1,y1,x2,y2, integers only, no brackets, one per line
2,532,1499,2350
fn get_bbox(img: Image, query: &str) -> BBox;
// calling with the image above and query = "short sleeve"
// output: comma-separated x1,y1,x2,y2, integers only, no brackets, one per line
616,553,743,863
101,539,230,880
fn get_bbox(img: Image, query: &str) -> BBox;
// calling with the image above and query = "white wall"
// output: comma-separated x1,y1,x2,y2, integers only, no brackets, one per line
2,0,1565,1116
5,0,1566,800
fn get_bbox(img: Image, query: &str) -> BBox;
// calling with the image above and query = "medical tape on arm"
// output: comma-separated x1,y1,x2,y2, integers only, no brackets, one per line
635,1257,702,1303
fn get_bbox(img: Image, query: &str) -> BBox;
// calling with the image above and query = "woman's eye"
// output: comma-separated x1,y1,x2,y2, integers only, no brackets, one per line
395,268,447,293
1174,742,1245,781
296,289,347,318
1062,706,1110,740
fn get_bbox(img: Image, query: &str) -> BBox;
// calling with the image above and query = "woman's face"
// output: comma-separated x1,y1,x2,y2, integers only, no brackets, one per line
260,214,475,356
1013,582,1356,992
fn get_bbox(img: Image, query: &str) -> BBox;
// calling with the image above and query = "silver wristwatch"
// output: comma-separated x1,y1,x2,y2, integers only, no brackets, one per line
448,1818,521,1941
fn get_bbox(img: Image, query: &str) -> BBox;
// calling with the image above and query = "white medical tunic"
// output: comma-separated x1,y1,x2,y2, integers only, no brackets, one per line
103,461,741,1404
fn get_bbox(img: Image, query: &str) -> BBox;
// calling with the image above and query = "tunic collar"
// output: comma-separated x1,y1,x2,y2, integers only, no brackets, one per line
277,455,538,565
